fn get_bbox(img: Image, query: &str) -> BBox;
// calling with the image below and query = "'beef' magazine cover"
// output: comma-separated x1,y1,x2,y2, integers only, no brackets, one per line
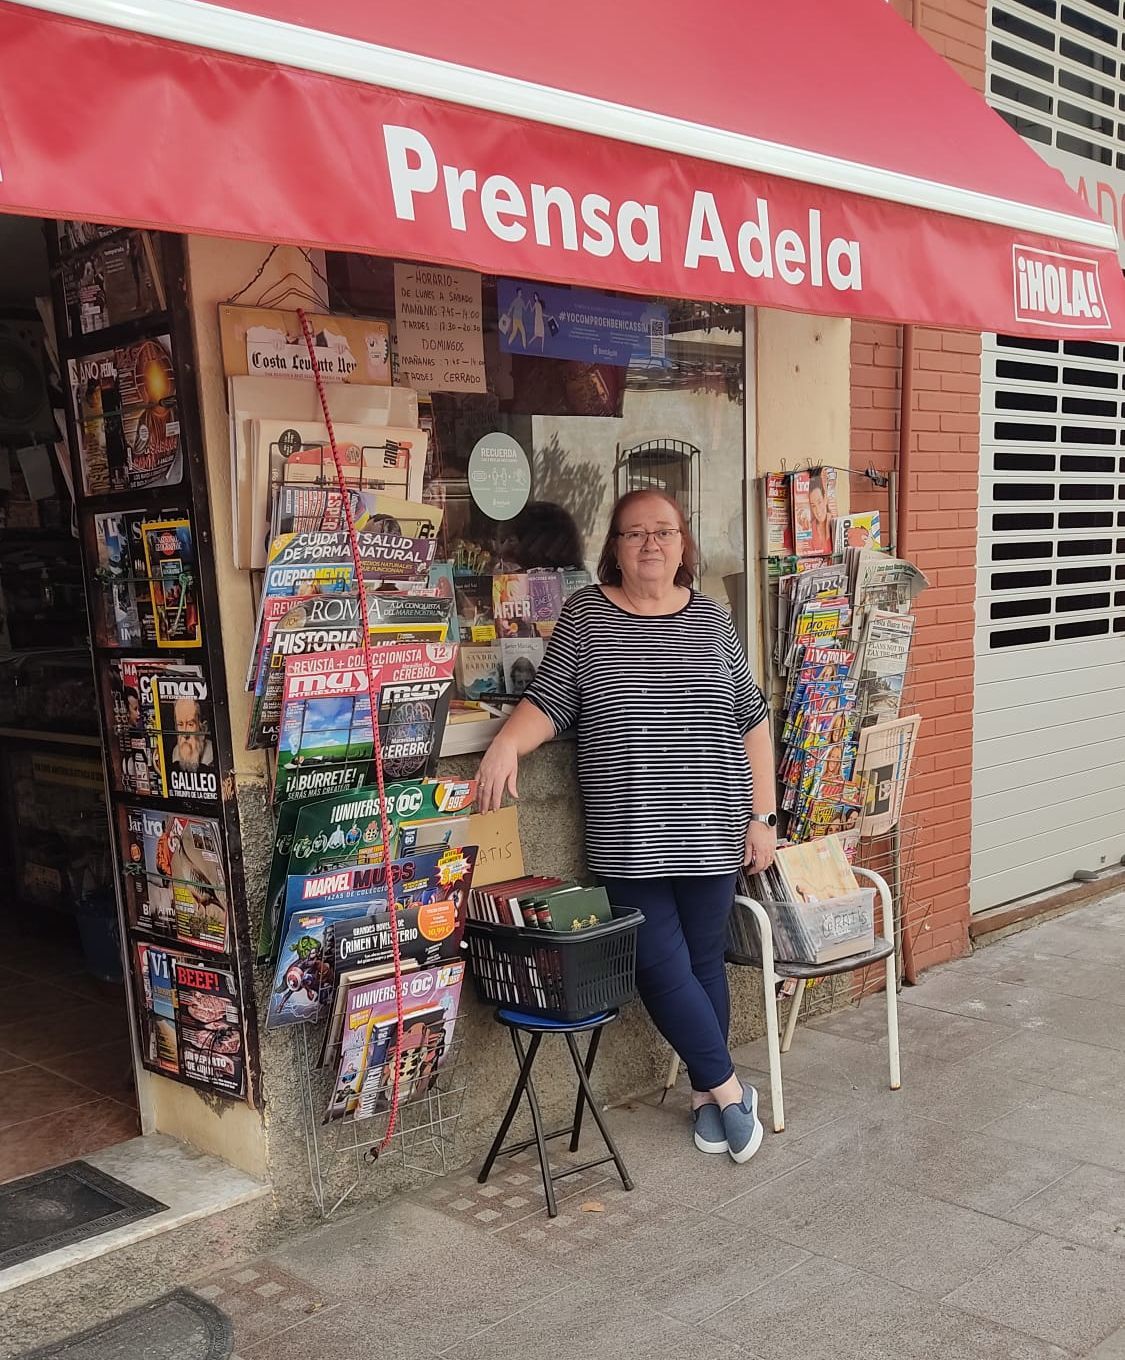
173,959,245,1096
69,335,183,495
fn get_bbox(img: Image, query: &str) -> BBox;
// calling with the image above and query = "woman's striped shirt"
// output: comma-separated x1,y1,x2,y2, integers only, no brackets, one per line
524,586,769,878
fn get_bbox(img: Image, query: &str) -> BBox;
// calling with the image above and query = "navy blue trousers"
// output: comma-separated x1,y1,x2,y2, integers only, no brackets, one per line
601,873,738,1092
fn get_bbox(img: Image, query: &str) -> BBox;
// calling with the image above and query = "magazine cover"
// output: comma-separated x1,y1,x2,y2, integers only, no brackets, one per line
142,518,201,648
266,905,352,1028
855,714,922,837
791,468,838,558
325,961,465,1122
108,659,217,802
500,636,544,696
68,335,182,494
61,232,163,336
140,941,180,1074
493,573,536,638
259,777,476,962
833,511,882,553
120,805,229,952
455,574,496,641
275,644,457,801
766,472,794,556
94,510,144,647
267,529,438,582
172,959,245,1096
271,485,441,544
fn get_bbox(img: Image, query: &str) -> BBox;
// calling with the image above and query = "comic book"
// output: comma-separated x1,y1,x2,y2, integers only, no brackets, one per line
493,573,535,638
120,804,229,952
833,510,881,553
257,776,476,962
141,518,201,648
268,846,475,1027
172,959,245,1096
774,835,859,902
325,961,465,1122
68,335,182,495
108,659,217,803
274,644,456,803
246,593,453,749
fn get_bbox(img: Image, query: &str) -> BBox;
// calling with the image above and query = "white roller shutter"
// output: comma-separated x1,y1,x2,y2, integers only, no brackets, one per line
975,0,1125,911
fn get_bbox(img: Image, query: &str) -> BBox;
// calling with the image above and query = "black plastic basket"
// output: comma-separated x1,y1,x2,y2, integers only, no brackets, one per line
465,906,643,1022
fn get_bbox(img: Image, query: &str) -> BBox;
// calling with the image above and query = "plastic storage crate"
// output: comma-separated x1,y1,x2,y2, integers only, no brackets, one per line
465,906,643,1022
728,889,877,968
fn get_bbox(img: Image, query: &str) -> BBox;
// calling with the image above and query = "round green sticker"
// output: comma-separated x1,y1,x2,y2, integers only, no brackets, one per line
468,433,531,521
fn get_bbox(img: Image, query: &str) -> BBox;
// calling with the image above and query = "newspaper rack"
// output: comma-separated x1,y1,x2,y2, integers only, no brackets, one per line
296,1019,467,1218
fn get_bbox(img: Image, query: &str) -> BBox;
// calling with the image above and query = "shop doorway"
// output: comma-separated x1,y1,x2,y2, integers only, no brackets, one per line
0,214,141,1183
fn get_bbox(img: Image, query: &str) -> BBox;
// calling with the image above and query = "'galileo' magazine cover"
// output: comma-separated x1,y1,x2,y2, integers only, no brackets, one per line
274,644,456,803
142,518,201,648
120,805,229,953
68,335,183,495
108,659,218,803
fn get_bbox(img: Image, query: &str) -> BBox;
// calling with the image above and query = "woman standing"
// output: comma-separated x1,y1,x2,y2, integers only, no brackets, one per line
478,490,777,1165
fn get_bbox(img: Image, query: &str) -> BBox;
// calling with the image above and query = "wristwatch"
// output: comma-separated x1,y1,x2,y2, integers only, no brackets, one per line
750,812,778,828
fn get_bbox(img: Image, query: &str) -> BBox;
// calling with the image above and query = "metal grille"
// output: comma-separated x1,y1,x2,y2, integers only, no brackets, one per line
988,0,1125,168
975,0,1125,911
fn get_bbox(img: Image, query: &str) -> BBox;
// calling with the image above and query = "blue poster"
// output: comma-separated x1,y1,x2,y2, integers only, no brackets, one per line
496,280,668,367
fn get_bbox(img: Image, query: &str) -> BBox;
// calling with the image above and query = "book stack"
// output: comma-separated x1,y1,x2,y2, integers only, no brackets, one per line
469,878,613,931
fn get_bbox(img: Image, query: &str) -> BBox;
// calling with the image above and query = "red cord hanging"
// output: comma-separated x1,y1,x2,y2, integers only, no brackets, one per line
296,308,405,1154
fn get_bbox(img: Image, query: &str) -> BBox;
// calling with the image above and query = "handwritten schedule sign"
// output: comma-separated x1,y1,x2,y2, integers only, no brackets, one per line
393,264,486,393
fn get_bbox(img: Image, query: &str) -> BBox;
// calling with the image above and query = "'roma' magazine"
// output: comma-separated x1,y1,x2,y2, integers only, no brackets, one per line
273,644,456,803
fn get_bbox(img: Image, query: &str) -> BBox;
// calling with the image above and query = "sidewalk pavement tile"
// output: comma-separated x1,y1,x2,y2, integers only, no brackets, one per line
967,946,1125,1004
783,1107,1079,1216
697,1254,932,1360
872,1304,1071,1359
1005,1163,1125,1256
715,1160,1033,1298
235,1302,445,1360
955,1030,1125,1106
441,1281,760,1360
1086,1325,1125,1357
190,1260,336,1351
268,1198,580,1352
805,996,1018,1064
902,975,1125,1051
944,1232,1125,1352
984,1089,1125,1173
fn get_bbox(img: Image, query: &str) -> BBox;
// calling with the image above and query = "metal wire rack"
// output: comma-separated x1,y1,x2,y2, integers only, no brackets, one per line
297,1023,467,1218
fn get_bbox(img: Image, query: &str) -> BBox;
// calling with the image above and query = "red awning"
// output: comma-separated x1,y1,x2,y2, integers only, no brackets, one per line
1,0,1123,337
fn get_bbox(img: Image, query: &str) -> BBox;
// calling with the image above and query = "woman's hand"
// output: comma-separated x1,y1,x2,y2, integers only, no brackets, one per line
744,820,777,872
478,735,519,813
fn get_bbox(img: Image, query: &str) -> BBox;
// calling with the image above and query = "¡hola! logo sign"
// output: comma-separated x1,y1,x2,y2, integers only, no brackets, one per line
1012,245,1111,330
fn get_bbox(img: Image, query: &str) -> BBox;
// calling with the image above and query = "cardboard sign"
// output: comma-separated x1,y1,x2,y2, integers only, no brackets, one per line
463,805,524,887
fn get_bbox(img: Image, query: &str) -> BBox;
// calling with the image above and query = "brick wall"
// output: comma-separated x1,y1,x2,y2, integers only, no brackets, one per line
851,0,986,971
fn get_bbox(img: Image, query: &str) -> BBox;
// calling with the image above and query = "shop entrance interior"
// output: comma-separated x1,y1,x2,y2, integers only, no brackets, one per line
0,213,141,1184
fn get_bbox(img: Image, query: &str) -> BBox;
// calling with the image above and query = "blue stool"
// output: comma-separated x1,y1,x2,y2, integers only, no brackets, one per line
478,1008,634,1217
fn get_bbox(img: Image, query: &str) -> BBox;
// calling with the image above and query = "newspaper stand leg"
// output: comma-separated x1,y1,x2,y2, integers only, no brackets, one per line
854,866,901,1089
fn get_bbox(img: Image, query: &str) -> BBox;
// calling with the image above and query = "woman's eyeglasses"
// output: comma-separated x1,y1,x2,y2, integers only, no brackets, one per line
616,528,682,545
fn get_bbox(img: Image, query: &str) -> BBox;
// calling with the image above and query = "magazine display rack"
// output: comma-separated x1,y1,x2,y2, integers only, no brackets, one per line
296,1022,468,1218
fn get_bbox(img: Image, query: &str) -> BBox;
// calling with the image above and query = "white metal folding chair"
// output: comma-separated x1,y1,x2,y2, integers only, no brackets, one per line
663,867,901,1132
